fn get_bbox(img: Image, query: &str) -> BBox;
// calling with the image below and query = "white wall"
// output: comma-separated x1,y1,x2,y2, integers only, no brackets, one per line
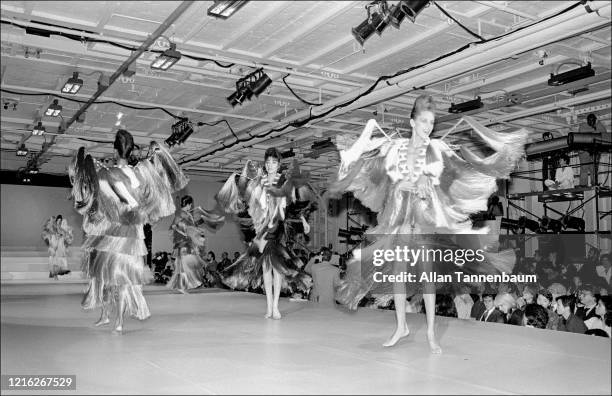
1,178,244,257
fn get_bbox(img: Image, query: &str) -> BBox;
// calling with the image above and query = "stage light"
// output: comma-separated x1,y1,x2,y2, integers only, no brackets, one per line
207,0,249,19
250,69,272,96
27,167,39,175
45,99,62,117
61,72,83,94
562,215,585,232
281,148,295,159
500,217,519,232
32,121,45,136
165,118,194,147
448,97,483,114
548,63,594,86
539,216,563,233
400,0,430,23
352,17,378,46
151,43,182,71
16,144,29,156
389,3,406,28
518,216,540,233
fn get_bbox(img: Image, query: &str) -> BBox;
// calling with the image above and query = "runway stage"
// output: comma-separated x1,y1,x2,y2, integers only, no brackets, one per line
1,286,611,395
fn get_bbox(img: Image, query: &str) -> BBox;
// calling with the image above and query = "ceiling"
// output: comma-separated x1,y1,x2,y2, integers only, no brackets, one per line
1,1,611,185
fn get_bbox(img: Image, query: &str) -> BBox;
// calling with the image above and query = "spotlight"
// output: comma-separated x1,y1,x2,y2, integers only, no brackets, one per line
548,63,594,86
207,0,249,19
32,121,45,136
352,18,378,46
539,216,563,233
562,215,585,232
399,0,430,23
352,2,391,46
389,3,406,29
500,217,519,232
27,167,39,175
281,148,295,159
45,99,62,117
151,43,182,71
250,69,272,96
165,118,194,147
448,97,483,114
61,72,83,94
16,144,29,156
518,216,540,233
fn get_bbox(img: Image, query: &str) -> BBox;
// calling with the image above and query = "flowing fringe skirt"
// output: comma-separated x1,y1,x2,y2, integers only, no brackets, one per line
166,253,203,291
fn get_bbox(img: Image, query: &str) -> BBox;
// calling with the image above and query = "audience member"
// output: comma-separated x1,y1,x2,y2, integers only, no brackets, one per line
595,253,611,290
536,289,559,330
309,247,340,306
218,251,232,273
584,295,612,337
453,285,474,320
523,303,549,329
494,292,516,323
435,294,457,318
556,295,587,334
479,293,506,323
575,284,599,321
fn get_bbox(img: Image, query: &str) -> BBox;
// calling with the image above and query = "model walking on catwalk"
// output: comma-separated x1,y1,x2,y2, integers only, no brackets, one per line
167,195,224,293
41,214,74,279
331,95,527,352
69,129,188,333
216,148,314,319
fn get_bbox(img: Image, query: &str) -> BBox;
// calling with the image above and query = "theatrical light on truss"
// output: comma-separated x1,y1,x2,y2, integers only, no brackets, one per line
207,0,249,19
16,144,29,156
388,3,407,28
518,216,540,233
500,217,519,232
561,215,586,232
150,43,182,71
281,148,295,159
448,96,483,114
249,69,272,96
32,121,45,136
399,0,430,23
61,72,83,94
548,63,594,86
165,118,194,148
45,99,62,117
352,2,387,46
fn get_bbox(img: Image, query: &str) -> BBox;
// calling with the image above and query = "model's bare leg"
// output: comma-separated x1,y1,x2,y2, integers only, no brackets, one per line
272,269,282,320
423,293,441,354
263,267,273,318
94,304,110,326
383,293,410,347
112,286,127,334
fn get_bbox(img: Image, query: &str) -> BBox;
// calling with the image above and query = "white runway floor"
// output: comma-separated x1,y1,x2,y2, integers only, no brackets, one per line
1,284,611,395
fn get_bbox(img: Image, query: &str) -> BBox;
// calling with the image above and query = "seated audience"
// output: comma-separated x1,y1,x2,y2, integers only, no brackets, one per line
523,303,549,329
584,295,611,337
537,289,560,330
453,285,474,320
479,293,506,323
494,292,516,323
575,284,599,321
556,295,587,334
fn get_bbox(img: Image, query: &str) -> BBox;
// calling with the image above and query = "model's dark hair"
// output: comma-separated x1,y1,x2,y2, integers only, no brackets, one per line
208,251,216,261
56,215,63,221
114,129,134,159
410,94,436,120
180,195,193,208
524,303,548,329
538,289,553,304
556,295,576,312
264,147,282,162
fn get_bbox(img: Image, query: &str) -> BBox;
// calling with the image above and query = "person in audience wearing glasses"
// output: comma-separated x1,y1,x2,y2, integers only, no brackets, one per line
544,155,574,191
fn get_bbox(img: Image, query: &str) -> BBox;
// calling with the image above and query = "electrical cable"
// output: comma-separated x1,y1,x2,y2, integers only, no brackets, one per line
282,74,321,106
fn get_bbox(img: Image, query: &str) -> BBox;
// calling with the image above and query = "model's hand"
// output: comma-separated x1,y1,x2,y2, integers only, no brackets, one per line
254,233,268,253
263,173,281,189
300,215,310,234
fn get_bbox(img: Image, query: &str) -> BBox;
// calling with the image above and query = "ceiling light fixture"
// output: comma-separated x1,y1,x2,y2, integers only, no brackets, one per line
548,62,595,86
207,1,249,19
32,121,45,136
448,96,483,113
61,72,83,94
400,0,430,23
45,99,62,117
151,43,182,71
16,144,29,156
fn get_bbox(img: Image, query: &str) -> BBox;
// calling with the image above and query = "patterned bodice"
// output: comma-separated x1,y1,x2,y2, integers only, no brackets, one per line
397,139,428,184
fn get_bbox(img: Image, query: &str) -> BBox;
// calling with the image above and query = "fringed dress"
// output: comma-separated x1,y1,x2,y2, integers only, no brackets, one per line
69,142,188,320
41,217,74,277
167,207,225,291
330,117,528,310
215,160,314,294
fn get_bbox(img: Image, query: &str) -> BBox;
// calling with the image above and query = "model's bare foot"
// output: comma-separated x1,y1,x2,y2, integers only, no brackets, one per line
112,325,123,335
265,310,272,319
272,308,282,320
94,317,110,327
427,331,442,354
382,323,410,347
178,289,188,294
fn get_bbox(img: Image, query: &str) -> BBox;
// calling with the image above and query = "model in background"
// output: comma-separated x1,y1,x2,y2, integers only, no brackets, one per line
41,214,74,279
69,129,188,334
167,195,224,293
216,149,315,319
331,95,527,353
